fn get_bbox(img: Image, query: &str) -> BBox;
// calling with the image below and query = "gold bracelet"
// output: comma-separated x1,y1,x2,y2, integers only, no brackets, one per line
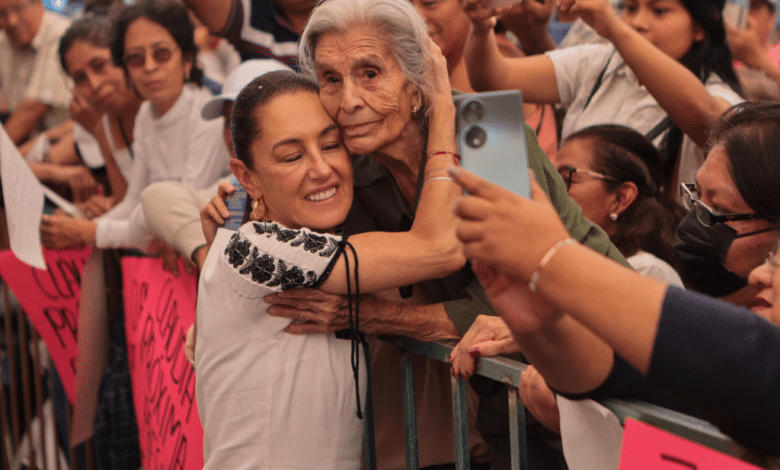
528,238,577,293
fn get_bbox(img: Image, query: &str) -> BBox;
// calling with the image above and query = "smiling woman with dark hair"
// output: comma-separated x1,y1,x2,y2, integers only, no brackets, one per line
195,64,468,468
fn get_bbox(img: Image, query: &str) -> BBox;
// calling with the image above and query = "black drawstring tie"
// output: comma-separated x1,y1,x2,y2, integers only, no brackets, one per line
342,240,365,419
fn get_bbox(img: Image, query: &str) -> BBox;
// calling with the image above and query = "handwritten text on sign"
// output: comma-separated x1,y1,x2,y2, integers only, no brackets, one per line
619,418,761,470
122,257,202,470
0,248,90,403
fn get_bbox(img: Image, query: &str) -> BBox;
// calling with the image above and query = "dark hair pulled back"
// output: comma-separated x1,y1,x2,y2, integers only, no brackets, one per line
231,70,320,170
567,124,685,266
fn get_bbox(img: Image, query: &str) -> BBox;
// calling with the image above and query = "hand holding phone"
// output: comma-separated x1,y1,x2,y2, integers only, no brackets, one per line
454,90,530,198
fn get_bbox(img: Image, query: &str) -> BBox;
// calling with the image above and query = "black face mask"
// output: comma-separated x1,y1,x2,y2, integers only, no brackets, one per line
673,212,748,297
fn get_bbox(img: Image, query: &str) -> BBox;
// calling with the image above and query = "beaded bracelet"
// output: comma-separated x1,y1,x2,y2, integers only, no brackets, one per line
528,238,577,293
427,151,461,165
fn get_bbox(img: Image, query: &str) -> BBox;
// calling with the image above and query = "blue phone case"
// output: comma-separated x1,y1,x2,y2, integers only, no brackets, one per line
224,175,248,230
454,90,530,198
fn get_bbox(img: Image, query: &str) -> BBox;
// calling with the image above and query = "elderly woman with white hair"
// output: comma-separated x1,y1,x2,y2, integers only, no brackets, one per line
256,0,629,467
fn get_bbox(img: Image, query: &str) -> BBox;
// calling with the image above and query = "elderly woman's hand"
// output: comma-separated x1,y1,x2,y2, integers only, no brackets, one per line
449,314,520,380
200,180,235,246
425,37,455,106
265,288,354,334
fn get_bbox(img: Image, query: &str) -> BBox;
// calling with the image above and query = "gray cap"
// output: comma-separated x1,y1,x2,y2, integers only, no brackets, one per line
201,59,293,119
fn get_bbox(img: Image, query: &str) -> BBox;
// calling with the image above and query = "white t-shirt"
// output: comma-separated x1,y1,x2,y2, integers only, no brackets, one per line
95,84,230,251
547,44,743,192
196,223,365,470
628,250,684,287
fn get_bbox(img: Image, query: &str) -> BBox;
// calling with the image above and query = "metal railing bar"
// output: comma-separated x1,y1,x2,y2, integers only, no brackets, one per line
31,329,47,470
17,309,35,468
400,350,419,470
450,375,469,470
505,379,528,470
3,284,20,452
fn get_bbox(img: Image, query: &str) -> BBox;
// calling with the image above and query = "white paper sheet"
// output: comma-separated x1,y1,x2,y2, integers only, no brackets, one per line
0,126,46,270
558,397,624,470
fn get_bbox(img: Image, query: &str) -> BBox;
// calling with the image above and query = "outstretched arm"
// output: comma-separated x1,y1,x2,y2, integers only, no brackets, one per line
563,0,732,147
182,0,233,35
452,168,664,390
461,0,560,102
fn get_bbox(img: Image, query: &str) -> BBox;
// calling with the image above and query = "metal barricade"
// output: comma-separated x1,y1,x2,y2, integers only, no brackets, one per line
383,335,778,470
0,279,97,470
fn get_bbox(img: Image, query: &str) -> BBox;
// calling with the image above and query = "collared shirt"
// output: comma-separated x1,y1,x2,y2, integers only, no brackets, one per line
547,44,743,194
343,124,629,335
0,10,71,129
221,0,300,70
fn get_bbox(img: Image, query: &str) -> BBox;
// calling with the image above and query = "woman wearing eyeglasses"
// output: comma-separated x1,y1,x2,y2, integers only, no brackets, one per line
673,103,780,305
39,0,230,253
555,124,684,286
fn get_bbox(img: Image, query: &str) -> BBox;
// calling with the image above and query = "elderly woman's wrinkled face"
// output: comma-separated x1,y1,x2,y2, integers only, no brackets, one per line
314,26,422,156
245,90,354,232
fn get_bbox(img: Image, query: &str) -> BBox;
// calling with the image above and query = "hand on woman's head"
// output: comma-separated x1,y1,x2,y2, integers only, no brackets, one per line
424,37,456,109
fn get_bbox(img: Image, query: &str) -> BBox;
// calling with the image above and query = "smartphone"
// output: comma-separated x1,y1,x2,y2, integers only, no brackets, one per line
223,175,248,230
454,90,530,198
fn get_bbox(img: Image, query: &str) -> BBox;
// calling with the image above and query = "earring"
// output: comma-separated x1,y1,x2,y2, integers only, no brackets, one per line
609,212,618,221
250,198,266,221
411,105,419,116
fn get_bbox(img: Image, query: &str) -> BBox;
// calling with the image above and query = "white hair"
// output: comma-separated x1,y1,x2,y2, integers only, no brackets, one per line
298,0,436,107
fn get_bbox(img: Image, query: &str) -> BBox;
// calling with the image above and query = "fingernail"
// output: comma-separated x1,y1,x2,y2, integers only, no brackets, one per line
267,306,277,315
451,367,458,377
470,348,480,358
446,353,453,362
448,167,461,178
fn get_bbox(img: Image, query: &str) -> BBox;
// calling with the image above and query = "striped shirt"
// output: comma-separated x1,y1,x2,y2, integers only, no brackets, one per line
221,0,301,70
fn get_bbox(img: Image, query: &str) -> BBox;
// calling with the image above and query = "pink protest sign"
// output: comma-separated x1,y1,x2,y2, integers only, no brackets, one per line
0,247,90,403
619,418,761,470
122,257,202,470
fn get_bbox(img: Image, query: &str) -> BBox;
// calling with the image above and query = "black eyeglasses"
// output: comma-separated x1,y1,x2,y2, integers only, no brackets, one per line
679,183,765,227
123,45,178,69
557,165,617,190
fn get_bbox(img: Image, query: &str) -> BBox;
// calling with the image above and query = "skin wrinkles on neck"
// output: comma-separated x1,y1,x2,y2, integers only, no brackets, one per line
371,117,426,208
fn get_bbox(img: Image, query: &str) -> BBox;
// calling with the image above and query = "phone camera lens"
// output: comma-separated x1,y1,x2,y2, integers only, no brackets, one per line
465,126,487,149
462,100,484,123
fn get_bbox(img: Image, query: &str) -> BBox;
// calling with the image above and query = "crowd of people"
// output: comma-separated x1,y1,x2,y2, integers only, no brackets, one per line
1,0,780,467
